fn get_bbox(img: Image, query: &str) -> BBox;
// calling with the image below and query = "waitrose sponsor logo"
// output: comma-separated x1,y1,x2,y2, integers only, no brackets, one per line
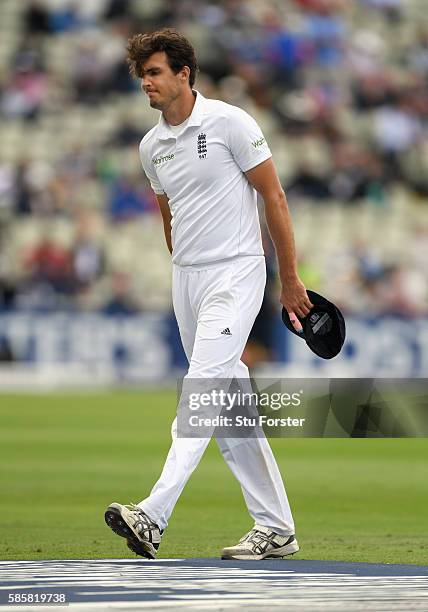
153,153,175,166
252,137,266,148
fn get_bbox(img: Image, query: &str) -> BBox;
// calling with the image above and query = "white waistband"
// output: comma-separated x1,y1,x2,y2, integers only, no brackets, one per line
173,254,265,271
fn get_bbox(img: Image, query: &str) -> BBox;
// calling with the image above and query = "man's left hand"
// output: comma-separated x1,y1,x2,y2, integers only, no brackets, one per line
280,278,313,331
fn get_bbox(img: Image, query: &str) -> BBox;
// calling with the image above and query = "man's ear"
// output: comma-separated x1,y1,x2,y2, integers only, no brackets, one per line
180,65,190,82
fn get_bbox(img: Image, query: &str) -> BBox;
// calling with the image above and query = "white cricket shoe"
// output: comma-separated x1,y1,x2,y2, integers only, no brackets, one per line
221,524,299,560
104,502,163,559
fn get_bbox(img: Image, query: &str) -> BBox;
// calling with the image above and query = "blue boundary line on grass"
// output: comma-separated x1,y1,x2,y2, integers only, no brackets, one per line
0,558,427,609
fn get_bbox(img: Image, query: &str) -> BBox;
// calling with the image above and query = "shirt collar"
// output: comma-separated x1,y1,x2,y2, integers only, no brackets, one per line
156,90,205,141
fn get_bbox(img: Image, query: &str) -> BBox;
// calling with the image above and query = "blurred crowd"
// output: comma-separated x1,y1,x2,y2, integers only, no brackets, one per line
0,0,427,340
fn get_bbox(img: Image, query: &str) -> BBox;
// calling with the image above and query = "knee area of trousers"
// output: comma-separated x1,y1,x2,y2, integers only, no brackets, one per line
187,363,235,379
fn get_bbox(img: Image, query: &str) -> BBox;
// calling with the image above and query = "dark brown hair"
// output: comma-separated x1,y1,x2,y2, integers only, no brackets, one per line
127,28,198,88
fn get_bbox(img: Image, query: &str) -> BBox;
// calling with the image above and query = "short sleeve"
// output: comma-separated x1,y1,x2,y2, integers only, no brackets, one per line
227,108,272,172
139,141,165,195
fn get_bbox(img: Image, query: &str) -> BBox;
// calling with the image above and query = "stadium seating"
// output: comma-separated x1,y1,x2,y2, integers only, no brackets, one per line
0,0,426,315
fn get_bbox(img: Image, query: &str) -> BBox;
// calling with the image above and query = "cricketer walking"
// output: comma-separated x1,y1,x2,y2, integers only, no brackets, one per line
105,28,312,561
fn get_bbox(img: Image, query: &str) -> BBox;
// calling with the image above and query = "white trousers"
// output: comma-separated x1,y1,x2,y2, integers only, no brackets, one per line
139,256,295,535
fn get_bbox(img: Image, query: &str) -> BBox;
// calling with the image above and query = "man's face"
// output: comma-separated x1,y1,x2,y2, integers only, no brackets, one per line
140,51,186,110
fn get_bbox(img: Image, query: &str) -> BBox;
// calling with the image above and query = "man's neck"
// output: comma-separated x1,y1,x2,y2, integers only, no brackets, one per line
163,89,196,126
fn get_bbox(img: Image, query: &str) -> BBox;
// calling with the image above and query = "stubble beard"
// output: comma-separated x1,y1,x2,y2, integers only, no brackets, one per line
154,88,180,114
149,98,161,109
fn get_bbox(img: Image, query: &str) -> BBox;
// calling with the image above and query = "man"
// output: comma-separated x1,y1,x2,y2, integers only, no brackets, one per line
105,28,312,561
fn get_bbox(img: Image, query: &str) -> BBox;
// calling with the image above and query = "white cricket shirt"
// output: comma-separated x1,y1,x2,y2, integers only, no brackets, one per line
139,91,272,266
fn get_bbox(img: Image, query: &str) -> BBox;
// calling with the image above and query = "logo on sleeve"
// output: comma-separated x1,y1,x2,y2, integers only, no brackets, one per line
252,137,266,148
197,133,207,159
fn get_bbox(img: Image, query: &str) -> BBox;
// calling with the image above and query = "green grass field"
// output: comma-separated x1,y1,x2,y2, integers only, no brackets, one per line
1,391,427,564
